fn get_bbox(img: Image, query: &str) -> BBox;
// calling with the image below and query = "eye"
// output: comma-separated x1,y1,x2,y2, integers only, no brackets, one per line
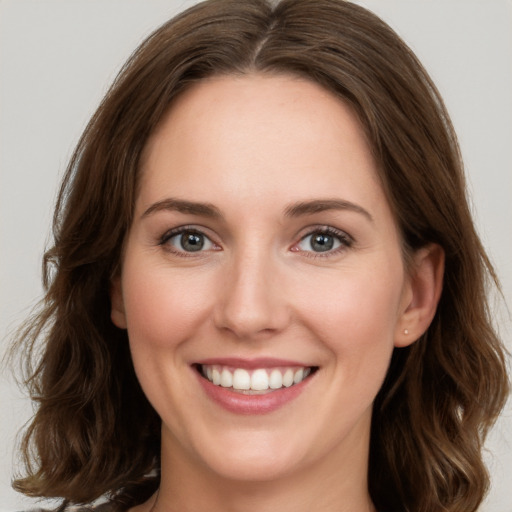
294,228,352,254
161,228,217,254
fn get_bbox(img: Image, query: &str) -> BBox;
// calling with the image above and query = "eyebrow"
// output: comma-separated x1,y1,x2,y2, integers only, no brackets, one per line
141,198,222,219
141,197,373,222
284,199,373,222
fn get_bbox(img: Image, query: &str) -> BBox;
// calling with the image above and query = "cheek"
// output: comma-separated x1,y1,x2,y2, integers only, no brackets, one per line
296,261,404,376
120,259,218,421
304,268,402,332
121,260,216,352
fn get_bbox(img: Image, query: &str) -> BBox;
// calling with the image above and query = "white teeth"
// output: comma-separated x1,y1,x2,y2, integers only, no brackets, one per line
269,369,283,389
233,368,251,390
293,368,304,384
251,369,269,391
282,369,294,387
202,364,313,392
220,368,233,388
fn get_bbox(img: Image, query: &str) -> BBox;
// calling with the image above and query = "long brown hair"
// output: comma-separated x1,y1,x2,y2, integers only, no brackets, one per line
12,1,509,511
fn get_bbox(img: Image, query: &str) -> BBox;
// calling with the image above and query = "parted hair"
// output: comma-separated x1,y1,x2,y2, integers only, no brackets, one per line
13,1,509,511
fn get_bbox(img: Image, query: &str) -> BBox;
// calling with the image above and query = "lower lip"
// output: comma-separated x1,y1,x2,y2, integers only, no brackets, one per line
195,370,313,414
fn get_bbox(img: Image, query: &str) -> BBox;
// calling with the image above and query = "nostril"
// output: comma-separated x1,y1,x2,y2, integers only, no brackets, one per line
214,302,290,340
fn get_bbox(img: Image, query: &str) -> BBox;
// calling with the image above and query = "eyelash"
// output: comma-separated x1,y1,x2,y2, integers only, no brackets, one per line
158,225,353,258
293,226,353,258
159,226,219,257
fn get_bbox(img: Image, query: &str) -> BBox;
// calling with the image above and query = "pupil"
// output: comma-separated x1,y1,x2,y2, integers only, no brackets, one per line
181,233,204,252
311,233,333,252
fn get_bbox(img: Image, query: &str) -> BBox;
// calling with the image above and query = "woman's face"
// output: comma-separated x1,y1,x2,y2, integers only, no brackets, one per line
112,74,416,483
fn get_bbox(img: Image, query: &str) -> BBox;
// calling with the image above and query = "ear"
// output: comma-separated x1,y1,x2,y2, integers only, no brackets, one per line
110,276,127,329
395,244,445,347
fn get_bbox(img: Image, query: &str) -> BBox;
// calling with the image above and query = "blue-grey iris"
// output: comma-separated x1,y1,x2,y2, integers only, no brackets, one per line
181,233,204,251
311,233,334,252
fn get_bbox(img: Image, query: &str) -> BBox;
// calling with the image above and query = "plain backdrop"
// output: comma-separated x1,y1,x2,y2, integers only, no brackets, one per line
1,1,511,510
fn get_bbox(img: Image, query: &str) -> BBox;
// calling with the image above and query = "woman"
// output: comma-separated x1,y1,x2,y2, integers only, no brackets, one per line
10,1,509,511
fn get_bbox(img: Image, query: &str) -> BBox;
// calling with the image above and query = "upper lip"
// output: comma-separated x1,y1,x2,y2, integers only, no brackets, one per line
194,357,312,369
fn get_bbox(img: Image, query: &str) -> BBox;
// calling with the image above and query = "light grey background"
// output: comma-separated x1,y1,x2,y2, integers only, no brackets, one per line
1,1,510,510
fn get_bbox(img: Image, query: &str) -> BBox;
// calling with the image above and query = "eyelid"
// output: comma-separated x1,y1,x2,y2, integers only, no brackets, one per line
291,225,353,256
157,224,352,258
159,225,221,255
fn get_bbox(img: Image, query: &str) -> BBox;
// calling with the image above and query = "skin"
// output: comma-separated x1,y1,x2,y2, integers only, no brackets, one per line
111,74,444,512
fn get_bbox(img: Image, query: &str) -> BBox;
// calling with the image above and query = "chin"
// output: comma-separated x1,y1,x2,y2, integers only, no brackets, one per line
193,421,349,485
203,450,304,483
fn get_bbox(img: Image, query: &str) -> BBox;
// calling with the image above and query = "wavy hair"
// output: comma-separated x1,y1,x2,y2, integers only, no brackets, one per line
12,1,509,511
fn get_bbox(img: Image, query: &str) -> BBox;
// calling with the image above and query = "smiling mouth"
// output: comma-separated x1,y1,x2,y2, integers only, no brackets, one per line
196,364,318,394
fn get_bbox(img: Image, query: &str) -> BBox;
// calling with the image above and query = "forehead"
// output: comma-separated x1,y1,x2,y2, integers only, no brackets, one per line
138,73,386,220
144,73,371,159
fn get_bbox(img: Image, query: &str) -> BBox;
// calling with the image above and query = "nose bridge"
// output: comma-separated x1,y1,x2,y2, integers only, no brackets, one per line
215,242,288,338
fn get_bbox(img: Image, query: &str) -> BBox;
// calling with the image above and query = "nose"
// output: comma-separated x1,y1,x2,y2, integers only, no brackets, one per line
214,249,291,340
